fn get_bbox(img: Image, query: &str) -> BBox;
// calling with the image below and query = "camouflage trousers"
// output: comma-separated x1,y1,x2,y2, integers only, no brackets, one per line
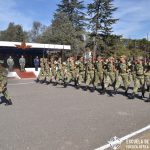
115,73,130,90
0,79,11,100
46,72,53,82
20,64,25,71
85,71,94,86
94,71,103,88
77,71,85,85
55,70,64,82
38,74,46,81
133,75,145,94
104,72,115,88
65,71,75,83
145,74,150,95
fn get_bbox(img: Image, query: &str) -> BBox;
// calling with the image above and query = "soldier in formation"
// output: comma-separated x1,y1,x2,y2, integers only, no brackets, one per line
0,60,12,105
36,53,150,102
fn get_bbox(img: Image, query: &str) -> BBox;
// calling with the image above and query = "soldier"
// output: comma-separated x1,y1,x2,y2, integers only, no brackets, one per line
64,57,76,88
7,56,14,72
19,55,26,72
84,57,95,91
130,57,145,99
53,58,64,86
101,57,116,95
34,56,39,71
45,62,51,85
37,67,46,83
75,56,85,89
114,55,130,96
0,60,12,105
93,56,104,92
144,61,150,101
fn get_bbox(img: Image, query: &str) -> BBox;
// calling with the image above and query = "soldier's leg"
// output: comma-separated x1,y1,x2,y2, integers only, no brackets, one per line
131,77,140,99
94,72,99,88
101,74,110,94
77,72,84,87
140,77,145,98
2,83,12,105
122,74,130,95
85,73,91,91
54,71,59,86
115,75,122,92
110,72,116,89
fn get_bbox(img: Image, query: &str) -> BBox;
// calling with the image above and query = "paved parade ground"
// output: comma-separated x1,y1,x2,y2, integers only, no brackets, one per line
0,79,150,150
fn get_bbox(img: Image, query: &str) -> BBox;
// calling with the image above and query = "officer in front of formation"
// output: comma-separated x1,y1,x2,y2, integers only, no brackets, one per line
0,60,12,105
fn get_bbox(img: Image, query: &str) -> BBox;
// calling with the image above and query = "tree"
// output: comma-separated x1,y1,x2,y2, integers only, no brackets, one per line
0,22,27,42
28,21,46,42
87,0,118,54
44,12,82,54
57,0,86,31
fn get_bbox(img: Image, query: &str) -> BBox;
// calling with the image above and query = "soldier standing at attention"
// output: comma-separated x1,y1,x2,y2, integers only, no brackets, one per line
19,55,26,72
7,56,14,72
0,60,12,105
130,57,145,99
34,56,39,71
114,55,130,96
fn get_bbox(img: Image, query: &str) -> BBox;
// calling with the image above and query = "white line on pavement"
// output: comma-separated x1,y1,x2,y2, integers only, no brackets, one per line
8,82,35,85
95,124,150,150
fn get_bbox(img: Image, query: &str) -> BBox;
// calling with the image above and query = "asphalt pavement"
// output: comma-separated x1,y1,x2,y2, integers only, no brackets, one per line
0,79,149,150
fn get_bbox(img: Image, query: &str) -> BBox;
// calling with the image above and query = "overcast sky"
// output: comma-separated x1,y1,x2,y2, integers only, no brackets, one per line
0,0,150,39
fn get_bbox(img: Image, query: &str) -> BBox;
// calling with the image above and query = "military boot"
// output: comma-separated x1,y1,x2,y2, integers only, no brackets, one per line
100,88,106,95
63,82,68,88
130,93,135,99
5,99,13,106
53,82,58,86
76,84,80,89
125,87,129,96
84,86,88,91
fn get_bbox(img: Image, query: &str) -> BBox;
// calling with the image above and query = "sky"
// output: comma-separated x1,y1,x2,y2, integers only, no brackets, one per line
0,0,150,39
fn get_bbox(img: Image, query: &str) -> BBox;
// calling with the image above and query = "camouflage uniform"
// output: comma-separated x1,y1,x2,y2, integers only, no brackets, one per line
94,57,104,90
85,58,95,91
64,58,75,87
115,56,130,95
76,57,85,88
19,56,26,72
7,56,14,72
0,60,12,105
103,57,116,93
144,62,150,101
131,57,145,99
37,68,46,83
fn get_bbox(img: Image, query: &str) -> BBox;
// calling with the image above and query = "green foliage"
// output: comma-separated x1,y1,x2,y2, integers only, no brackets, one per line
57,0,86,31
0,22,27,42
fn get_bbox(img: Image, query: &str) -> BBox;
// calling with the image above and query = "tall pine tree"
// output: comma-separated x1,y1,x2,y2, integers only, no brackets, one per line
87,0,118,54
57,0,85,31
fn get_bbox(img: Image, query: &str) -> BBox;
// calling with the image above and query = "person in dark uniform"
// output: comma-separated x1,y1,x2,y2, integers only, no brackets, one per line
34,56,40,71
